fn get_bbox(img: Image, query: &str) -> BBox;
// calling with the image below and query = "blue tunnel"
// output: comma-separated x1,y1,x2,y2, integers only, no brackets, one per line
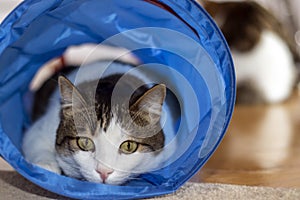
0,0,235,199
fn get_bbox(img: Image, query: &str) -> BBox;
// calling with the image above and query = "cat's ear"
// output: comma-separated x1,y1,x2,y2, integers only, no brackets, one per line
130,84,166,125
58,76,87,109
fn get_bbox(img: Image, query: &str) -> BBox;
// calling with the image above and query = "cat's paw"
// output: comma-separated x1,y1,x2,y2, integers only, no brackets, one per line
36,162,61,174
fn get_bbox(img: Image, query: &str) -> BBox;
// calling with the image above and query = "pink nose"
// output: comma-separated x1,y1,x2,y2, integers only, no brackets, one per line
96,166,114,182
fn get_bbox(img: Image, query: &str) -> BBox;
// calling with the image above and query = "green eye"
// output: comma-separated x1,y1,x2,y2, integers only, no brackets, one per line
120,141,139,154
77,137,95,151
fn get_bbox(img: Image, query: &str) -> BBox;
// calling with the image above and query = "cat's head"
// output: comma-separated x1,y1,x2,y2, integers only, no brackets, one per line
204,1,268,52
55,76,166,185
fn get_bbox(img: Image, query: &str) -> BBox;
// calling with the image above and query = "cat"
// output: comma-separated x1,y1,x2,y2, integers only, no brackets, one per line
203,1,300,104
22,62,168,185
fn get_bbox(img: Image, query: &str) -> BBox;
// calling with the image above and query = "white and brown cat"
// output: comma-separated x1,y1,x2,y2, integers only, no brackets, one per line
22,62,169,185
204,1,300,104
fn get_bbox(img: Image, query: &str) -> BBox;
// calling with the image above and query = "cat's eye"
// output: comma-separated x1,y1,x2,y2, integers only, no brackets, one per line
119,141,139,154
77,137,95,152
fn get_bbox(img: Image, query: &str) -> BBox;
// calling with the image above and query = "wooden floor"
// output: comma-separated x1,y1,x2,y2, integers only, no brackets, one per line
191,90,300,189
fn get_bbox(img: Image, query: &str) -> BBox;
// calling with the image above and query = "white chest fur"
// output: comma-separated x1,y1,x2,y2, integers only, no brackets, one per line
232,30,297,103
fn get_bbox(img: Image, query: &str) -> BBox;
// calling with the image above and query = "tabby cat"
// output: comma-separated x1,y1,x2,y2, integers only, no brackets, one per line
204,1,299,104
22,63,168,185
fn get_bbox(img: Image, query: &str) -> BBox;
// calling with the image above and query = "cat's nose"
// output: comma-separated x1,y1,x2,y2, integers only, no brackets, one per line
96,166,114,182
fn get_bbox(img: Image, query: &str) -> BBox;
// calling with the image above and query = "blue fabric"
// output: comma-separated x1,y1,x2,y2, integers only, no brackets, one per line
0,0,235,199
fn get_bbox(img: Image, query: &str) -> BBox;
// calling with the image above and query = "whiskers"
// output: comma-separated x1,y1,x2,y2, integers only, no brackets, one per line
126,176,142,182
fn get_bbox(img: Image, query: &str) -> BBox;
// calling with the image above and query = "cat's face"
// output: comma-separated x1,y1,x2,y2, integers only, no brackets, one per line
55,76,166,185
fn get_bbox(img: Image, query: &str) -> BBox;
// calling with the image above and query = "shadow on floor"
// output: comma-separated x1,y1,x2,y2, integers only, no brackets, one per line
0,171,71,200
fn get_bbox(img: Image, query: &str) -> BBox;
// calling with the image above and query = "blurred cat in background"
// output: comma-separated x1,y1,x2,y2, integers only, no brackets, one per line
203,1,300,104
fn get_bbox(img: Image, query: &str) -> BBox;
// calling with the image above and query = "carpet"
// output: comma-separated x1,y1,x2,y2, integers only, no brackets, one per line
0,171,299,200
